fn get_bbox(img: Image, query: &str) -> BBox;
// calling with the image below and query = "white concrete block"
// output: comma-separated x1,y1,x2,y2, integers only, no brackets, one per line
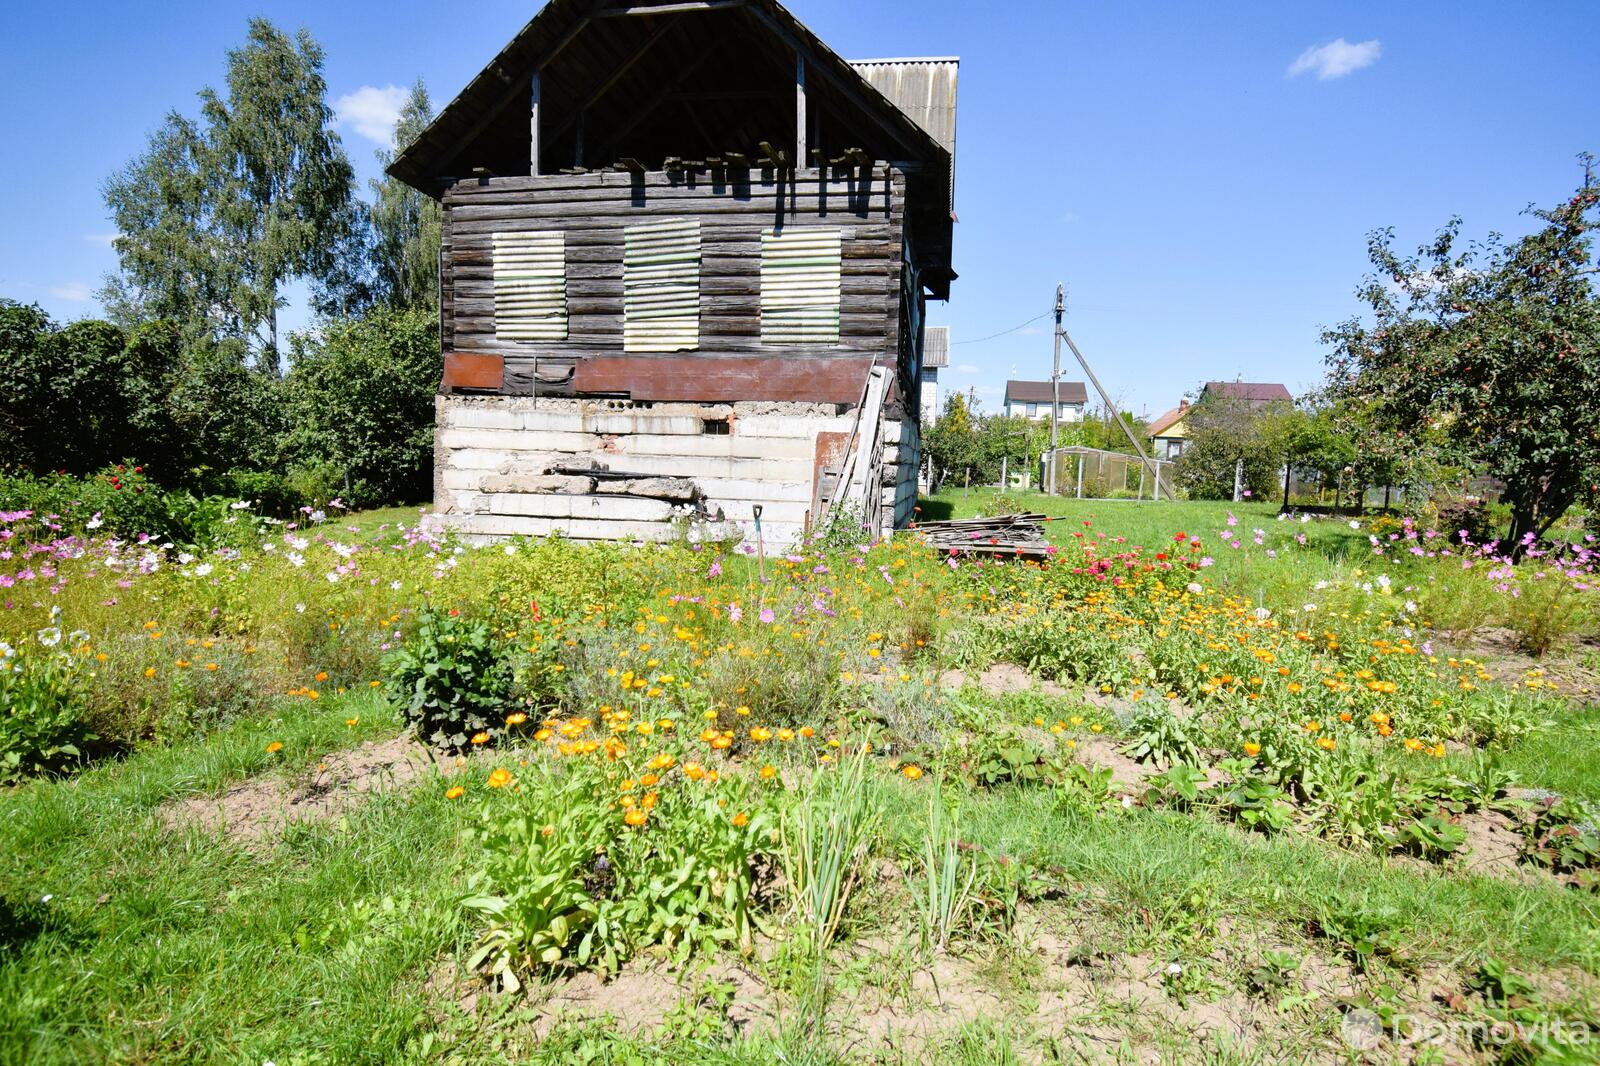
489,494,677,522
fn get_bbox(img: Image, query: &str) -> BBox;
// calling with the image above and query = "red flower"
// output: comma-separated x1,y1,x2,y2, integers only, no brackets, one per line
448,608,460,616
1174,531,1188,541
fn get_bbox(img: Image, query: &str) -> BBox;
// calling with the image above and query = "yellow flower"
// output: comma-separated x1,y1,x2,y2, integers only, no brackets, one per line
345,716,359,728
760,765,777,779
486,768,513,789
1242,742,1261,757
143,667,157,679
731,811,750,828
1316,737,1336,751
315,671,329,682
901,764,924,780
470,731,491,745
369,680,382,688
265,741,284,753
506,711,529,726
623,807,649,827
445,785,465,800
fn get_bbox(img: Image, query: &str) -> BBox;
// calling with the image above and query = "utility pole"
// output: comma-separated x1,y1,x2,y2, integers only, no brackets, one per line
1048,284,1063,494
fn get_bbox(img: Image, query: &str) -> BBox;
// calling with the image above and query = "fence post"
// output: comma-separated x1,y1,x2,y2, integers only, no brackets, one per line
1233,459,1244,502
1076,454,1085,499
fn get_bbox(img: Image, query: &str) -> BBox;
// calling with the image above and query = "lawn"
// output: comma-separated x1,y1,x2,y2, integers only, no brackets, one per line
2,496,1598,1063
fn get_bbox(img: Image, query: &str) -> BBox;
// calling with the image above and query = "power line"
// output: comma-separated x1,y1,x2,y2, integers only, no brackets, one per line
949,309,1054,345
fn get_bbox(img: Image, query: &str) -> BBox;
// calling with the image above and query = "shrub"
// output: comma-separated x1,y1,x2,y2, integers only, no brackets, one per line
0,612,94,782
383,607,518,748
1436,499,1493,546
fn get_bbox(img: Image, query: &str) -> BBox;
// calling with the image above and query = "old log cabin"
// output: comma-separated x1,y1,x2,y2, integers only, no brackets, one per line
388,0,957,546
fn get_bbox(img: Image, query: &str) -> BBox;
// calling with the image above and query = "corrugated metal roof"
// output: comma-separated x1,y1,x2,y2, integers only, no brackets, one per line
849,58,958,196
923,325,949,368
1005,379,1089,405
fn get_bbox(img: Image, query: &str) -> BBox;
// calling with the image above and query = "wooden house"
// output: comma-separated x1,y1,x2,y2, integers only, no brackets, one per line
387,0,958,546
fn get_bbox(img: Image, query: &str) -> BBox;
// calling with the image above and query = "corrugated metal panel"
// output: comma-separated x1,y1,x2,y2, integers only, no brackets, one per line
923,324,949,368
760,227,841,345
493,230,567,342
849,58,958,179
624,218,700,352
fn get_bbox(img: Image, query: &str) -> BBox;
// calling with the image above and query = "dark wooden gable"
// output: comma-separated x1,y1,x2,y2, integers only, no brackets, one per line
388,0,954,295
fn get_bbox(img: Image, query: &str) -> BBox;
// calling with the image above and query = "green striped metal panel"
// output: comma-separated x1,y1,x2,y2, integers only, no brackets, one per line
624,218,700,352
493,230,568,342
760,227,842,345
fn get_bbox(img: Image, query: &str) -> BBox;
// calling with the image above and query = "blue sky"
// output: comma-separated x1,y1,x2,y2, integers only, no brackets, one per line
2,1,1594,418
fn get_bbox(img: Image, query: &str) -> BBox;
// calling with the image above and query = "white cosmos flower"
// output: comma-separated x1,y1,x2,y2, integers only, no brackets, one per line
330,542,356,559
37,626,62,647
230,500,252,510
286,552,305,568
390,580,402,591
295,603,306,614
193,563,213,577
1348,520,1360,530
86,512,104,530
1303,603,1317,613
0,641,14,658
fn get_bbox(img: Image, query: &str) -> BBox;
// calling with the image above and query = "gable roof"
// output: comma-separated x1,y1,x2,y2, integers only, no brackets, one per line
387,0,956,294
1147,401,1189,438
1005,379,1088,405
1203,381,1292,404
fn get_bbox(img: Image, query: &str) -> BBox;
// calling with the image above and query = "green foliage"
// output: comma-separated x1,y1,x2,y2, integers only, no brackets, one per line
781,744,880,951
1519,797,1600,886
1174,386,1294,500
382,608,518,749
283,306,441,507
0,304,184,477
0,614,94,783
464,758,776,987
368,81,442,311
1119,706,1202,768
1313,898,1404,973
908,784,978,952
1324,159,1600,549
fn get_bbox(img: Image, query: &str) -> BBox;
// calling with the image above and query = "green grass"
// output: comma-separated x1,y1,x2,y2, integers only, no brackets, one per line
0,690,476,1064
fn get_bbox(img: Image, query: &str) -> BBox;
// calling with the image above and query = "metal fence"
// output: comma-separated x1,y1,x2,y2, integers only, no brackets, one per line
1041,446,1173,500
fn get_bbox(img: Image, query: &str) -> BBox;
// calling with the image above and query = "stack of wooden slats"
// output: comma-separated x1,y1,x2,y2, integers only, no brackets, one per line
913,513,1053,558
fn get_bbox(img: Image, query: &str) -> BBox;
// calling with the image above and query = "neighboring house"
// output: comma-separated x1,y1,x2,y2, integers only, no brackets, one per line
1147,399,1189,460
1201,380,1293,408
1004,379,1087,421
921,326,947,424
387,0,958,546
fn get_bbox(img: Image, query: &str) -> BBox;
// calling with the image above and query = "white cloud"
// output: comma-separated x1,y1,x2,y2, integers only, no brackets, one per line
1287,38,1381,80
49,282,92,302
952,363,981,374
335,85,408,145
83,233,118,247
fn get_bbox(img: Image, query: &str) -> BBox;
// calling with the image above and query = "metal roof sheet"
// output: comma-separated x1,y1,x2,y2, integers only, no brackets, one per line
1005,379,1089,405
923,325,949,368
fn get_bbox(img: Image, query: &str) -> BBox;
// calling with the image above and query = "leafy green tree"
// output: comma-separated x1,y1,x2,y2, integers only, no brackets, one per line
1175,388,1290,500
0,301,184,476
1324,160,1600,550
282,306,442,506
924,392,985,485
369,81,442,310
102,18,361,365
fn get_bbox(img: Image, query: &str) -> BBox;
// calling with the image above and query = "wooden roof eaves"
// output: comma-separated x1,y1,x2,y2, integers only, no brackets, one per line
388,0,952,197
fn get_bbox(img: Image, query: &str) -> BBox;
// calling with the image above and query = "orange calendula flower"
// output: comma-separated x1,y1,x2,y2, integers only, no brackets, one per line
345,716,359,728
1317,737,1337,750
759,765,777,779
315,671,329,682
623,808,649,827
486,768,513,789
445,785,465,800
470,731,491,745
265,741,284,753
506,711,529,726
901,764,924,780
143,667,157,679
1242,742,1261,757
685,762,706,781
731,812,750,828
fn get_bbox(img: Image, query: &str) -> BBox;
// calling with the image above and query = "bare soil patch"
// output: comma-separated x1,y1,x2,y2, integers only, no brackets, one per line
163,735,448,845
